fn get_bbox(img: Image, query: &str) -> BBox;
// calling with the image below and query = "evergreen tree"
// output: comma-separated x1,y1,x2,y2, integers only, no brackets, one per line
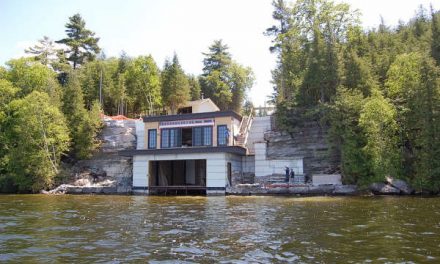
56,13,100,69
386,53,440,191
62,72,100,159
200,40,233,110
200,40,254,111
327,87,369,185
161,54,190,113
187,74,201,101
25,36,58,66
431,8,440,65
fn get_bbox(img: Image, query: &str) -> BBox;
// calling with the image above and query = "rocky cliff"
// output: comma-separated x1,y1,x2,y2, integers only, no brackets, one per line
47,119,136,194
264,121,339,177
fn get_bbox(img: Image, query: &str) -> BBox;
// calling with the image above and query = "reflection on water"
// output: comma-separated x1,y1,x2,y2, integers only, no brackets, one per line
0,195,439,263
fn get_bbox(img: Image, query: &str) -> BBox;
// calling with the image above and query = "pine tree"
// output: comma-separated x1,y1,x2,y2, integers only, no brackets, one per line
200,40,254,111
200,40,233,110
56,13,100,69
431,8,440,65
62,72,99,159
187,75,201,101
25,36,58,66
161,54,190,114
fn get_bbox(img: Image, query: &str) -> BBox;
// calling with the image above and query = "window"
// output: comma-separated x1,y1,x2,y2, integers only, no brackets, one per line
148,129,157,149
193,126,212,146
161,128,181,148
217,125,228,146
193,127,202,146
203,126,212,146
161,129,169,148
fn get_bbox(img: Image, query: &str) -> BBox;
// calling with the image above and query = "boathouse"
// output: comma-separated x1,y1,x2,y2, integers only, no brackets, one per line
125,99,304,195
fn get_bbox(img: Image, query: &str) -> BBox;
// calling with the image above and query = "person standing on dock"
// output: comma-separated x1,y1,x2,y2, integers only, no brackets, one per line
290,168,295,183
285,166,290,183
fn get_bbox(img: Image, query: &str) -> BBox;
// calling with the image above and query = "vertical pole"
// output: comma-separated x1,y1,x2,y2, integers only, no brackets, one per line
99,68,103,106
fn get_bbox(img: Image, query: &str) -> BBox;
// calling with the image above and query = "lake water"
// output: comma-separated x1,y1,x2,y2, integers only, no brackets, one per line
0,195,439,263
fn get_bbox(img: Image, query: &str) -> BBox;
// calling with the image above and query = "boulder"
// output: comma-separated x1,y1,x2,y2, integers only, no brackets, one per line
369,182,400,195
386,177,414,195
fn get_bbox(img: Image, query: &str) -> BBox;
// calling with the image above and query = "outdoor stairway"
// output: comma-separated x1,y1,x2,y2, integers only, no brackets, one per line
236,113,253,148
245,116,272,154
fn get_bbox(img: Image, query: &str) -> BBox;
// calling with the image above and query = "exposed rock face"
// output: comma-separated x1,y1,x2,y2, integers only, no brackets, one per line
100,120,136,152
72,119,136,193
46,119,136,194
264,121,339,179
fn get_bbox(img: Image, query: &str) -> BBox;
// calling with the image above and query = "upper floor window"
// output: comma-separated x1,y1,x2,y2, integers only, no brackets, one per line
217,125,228,146
148,129,157,149
161,128,181,148
193,126,212,147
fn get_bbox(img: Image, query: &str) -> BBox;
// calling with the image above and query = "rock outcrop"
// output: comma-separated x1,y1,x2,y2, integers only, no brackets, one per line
46,118,136,194
369,178,413,195
386,177,414,194
264,121,340,178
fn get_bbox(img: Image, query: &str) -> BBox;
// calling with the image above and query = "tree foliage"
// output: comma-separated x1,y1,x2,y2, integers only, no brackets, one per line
56,13,100,69
62,72,101,159
200,40,254,112
3,92,70,192
0,12,257,193
269,0,440,191
161,54,190,113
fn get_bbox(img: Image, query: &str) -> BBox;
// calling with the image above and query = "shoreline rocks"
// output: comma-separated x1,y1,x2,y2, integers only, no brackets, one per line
369,177,414,195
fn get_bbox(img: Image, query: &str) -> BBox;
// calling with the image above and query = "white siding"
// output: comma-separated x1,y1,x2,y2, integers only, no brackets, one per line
132,152,230,188
206,155,227,188
135,120,145,150
133,155,149,187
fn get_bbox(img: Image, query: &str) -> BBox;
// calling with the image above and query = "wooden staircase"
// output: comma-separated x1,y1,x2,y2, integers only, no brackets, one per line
236,112,253,148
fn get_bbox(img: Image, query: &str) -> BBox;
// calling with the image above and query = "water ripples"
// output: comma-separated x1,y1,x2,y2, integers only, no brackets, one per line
0,195,440,263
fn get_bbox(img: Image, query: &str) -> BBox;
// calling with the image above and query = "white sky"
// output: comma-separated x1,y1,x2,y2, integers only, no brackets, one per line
0,0,437,106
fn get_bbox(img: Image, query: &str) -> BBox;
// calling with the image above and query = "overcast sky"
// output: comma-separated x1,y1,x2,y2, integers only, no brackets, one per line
0,0,437,106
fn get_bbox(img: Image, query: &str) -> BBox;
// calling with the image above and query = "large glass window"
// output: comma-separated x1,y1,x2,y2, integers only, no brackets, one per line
161,129,169,148
170,128,180,148
193,127,202,146
161,128,181,148
217,125,228,146
203,126,212,146
148,129,157,149
193,126,212,146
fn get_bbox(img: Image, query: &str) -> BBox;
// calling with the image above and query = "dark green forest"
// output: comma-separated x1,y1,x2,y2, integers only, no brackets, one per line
0,14,253,192
267,0,440,192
